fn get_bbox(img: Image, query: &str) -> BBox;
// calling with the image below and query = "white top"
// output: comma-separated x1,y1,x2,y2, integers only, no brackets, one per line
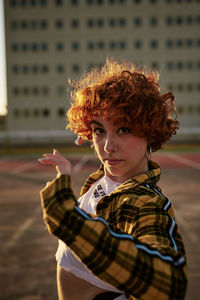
56,175,126,299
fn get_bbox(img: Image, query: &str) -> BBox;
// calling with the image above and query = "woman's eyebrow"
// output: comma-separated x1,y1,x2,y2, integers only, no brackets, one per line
91,120,103,127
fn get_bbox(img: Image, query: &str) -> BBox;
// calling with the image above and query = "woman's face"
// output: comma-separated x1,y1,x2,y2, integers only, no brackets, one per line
91,117,148,183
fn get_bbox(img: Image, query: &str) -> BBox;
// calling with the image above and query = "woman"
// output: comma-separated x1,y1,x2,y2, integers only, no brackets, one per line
39,59,187,300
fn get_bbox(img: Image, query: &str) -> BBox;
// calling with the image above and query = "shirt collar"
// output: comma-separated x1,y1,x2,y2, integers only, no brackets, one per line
80,160,161,196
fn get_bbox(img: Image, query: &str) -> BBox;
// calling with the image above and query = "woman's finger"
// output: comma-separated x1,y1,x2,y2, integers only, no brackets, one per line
38,158,57,166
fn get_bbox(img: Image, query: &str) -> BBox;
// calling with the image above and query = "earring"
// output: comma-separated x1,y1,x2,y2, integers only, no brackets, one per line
75,136,84,146
146,145,152,161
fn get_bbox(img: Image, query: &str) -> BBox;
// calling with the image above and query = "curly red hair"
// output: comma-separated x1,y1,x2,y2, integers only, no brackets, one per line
67,58,179,151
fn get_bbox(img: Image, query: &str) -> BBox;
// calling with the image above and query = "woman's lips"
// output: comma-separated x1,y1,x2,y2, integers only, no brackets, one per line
104,159,122,165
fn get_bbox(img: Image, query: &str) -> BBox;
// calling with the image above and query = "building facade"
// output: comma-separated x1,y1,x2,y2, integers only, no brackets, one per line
4,0,200,144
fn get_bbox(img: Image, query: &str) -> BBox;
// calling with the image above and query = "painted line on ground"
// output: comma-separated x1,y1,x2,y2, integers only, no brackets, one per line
73,155,90,173
12,161,37,174
4,206,41,250
166,153,200,170
175,213,199,244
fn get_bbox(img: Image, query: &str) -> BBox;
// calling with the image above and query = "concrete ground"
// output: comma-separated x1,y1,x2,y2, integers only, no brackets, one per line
0,149,199,300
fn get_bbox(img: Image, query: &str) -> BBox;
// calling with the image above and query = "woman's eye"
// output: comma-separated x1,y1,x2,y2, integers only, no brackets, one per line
93,128,104,135
118,127,130,134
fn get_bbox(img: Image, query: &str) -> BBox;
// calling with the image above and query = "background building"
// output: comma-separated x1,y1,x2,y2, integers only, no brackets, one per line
3,0,200,144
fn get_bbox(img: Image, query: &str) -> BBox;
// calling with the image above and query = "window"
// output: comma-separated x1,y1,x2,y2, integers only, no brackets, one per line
167,84,173,91
58,108,65,117
97,0,104,4
32,43,38,51
57,86,65,95
71,0,79,4
97,19,104,27
12,43,18,51
119,18,126,27
12,65,19,73
119,40,126,49
187,83,193,92
32,65,38,73
21,0,27,6
41,20,48,29
23,65,29,73
196,15,200,25
41,43,48,51
176,39,183,47
72,41,80,50
40,0,47,6
150,17,158,26
57,65,65,73
88,41,95,50
13,87,19,95
33,87,39,95
87,19,94,28
21,20,28,29
186,16,193,25
98,41,105,49
133,17,142,26
10,0,17,7
42,65,49,73
55,19,64,29
177,105,184,115
187,105,193,114
109,18,116,27
150,40,158,48
177,84,183,92
176,16,183,25
33,109,39,117
55,0,63,5
13,109,20,118
24,109,30,118
151,62,159,70
72,64,80,73
134,40,142,49
166,39,173,48
42,87,48,95
11,21,18,30
177,61,183,70
109,41,116,49
22,43,28,51
56,42,64,51
186,39,193,47
187,61,193,69
43,109,50,117
30,20,37,29
166,16,173,25
166,62,173,70
71,19,79,28
23,87,29,95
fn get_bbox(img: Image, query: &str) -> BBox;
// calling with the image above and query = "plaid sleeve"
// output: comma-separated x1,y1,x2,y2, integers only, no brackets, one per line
40,175,187,300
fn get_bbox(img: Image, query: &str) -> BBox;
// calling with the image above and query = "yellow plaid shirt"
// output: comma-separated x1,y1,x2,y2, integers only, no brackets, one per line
40,160,187,300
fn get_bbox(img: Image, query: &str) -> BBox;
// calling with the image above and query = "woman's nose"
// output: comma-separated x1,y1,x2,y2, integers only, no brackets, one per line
104,135,117,153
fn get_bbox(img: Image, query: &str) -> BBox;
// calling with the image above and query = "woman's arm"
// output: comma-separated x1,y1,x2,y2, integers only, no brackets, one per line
39,169,187,300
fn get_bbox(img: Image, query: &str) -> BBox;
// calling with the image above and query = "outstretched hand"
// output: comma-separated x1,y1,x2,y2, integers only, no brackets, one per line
38,149,72,177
